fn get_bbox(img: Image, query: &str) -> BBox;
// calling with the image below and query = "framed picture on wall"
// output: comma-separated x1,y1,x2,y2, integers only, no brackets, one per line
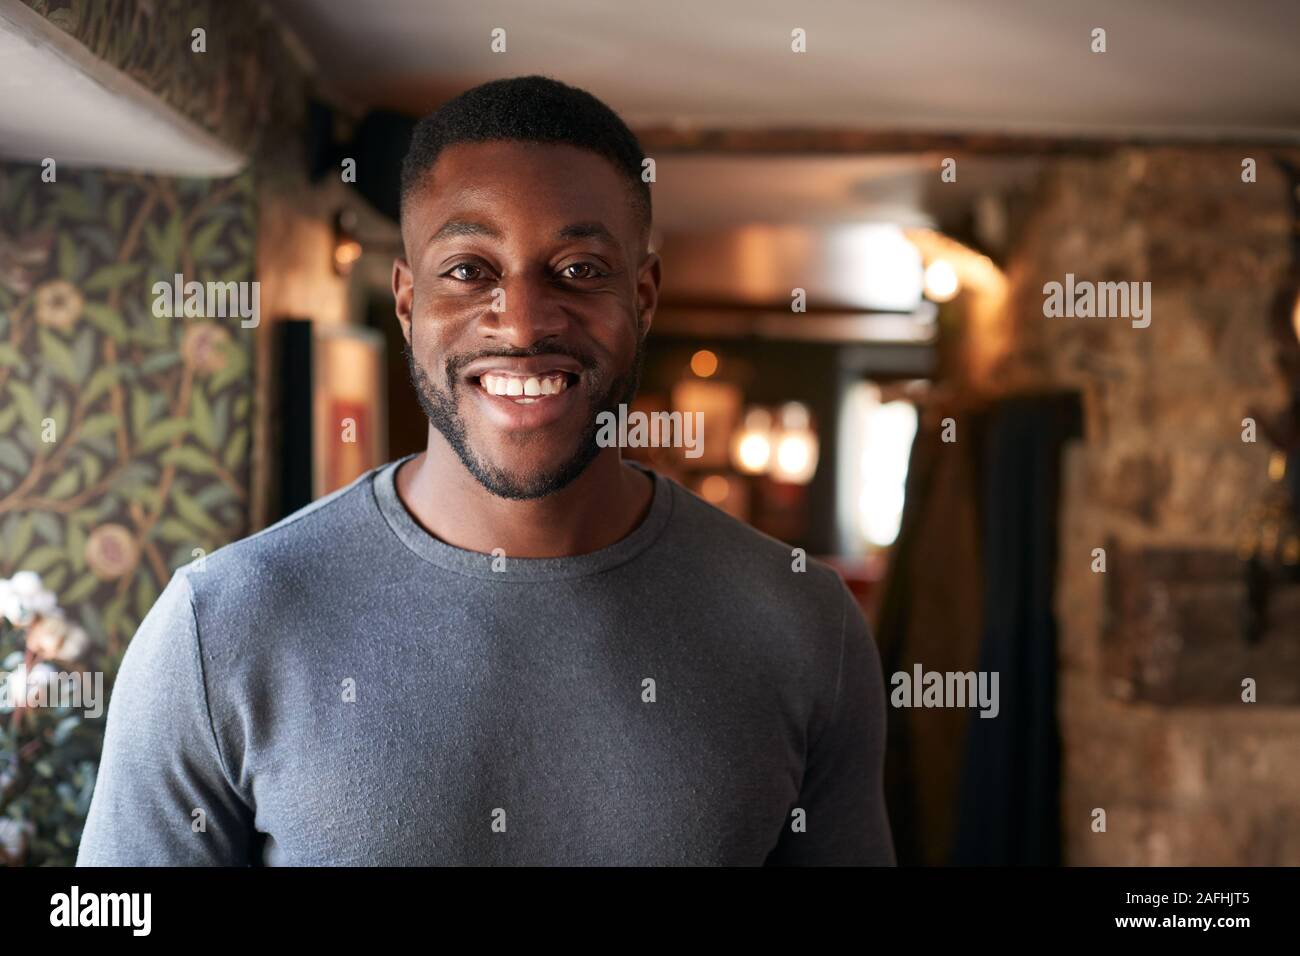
274,319,387,518
312,324,387,499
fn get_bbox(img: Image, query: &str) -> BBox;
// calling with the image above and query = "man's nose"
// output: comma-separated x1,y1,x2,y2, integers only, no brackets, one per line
480,275,571,348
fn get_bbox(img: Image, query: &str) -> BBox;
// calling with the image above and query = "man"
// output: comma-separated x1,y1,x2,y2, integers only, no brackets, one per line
77,76,894,866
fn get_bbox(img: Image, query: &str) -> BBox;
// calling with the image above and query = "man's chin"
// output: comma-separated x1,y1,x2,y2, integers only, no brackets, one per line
458,441,602,502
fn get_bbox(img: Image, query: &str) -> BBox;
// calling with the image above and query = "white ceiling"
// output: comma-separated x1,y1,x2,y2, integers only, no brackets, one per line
647,154,1043,232
0,0,245,175
274,0,1300,141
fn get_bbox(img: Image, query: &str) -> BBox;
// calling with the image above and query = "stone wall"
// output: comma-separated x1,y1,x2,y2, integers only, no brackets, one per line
987,148,1300,864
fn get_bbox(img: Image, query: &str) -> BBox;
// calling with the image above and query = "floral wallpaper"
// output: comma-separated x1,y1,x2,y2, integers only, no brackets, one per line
0,163,255,865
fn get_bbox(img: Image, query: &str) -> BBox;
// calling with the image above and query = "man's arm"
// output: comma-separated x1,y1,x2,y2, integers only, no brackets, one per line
77,569,255,865
767,583,896,865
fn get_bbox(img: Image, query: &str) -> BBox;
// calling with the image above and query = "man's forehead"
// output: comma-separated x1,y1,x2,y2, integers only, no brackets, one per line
406,141,638,240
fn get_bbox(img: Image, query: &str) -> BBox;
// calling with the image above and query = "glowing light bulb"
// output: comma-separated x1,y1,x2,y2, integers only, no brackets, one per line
731,408,773,474
690,349,718,377
924,260,959,302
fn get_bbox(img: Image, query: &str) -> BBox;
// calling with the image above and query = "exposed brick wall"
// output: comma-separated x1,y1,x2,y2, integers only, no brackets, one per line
990,148,1300,865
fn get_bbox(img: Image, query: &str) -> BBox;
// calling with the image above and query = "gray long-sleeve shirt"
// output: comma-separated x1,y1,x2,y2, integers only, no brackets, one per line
76,456,894,866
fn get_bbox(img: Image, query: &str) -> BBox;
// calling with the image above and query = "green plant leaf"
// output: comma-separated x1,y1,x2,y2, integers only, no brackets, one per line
223,427,248,470
17,545,65,574
191,386,216,449
154,518,197,545
161,444,216,474
61,572,98,604
123,485,161,511
81,262,144,294
57,233,81,281
7,380,43,432
72,327,96,380
189,217,225,265
29,510,61,546
3,514,33,563
139,418,189,452
0,437,28,473
135,572,158,620
44,469,81,500
106,190,127,234
102,593,127,637
139,351,180,375
66,521,86,572
82,364,125,406
170,487,219,533
130,388,150,440
147,211,183,275
39,330,78,380
82,302,129,343
53,186,93,222
208,356,247,393
43,564,68,593
77,414,120,441
80,451,103,487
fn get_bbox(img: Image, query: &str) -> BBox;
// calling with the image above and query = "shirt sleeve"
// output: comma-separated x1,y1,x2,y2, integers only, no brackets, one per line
76,569,255,866
766,582,897,866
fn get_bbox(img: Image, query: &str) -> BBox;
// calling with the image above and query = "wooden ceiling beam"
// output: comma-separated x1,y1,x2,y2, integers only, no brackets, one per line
633,126,1300,156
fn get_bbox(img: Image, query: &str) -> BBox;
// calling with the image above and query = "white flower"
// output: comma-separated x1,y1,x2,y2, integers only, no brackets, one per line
26,616,91,664
0,572,60,626
9,571,42,595
0,817,33,864
0,587,24,627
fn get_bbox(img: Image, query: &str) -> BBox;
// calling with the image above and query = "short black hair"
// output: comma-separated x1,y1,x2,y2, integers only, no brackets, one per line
399,75,651,239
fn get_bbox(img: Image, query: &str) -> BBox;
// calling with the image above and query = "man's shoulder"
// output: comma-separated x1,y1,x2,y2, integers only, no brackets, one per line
179,462,389,609
659,472,850,610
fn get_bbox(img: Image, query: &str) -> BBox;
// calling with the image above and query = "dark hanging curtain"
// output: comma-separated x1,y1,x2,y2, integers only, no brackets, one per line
950,392,1081,865
876,390,1080,866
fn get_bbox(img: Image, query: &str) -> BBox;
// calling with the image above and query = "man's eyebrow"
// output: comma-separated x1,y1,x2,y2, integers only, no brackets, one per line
429,219,501,243
557,222,616,242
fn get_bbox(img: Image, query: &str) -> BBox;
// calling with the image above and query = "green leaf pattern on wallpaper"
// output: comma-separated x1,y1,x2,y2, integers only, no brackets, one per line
0,167,254,663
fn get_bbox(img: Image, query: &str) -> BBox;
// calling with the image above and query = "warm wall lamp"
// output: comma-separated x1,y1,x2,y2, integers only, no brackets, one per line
729,403,819,485
332,209,363,277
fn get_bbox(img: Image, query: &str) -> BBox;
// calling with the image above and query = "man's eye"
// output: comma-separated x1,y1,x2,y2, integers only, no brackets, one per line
560,262,602,280
446,263,484,281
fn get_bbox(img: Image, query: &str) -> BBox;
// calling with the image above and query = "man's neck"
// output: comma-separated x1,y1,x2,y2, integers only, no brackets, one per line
394,436,654,559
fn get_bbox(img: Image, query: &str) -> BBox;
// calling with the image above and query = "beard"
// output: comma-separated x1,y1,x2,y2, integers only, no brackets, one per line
402,333,645,501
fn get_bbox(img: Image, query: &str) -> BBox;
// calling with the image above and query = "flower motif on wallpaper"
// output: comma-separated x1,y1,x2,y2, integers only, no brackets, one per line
181,321,232,377
32,280,83,333
0,166,256,866
0,169,254,648
83,524,139,581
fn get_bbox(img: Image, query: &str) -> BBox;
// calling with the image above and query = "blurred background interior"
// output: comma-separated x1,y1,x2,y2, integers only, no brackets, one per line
1,0,1299,866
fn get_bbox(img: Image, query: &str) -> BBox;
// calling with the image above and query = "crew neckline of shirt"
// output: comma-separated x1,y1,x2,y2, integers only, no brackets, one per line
370,453,675,581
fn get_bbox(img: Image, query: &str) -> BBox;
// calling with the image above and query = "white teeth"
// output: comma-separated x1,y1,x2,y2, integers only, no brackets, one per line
479,372,570,401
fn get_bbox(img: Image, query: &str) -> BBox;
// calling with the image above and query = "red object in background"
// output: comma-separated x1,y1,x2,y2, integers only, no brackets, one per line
326,399,371,493
820,552,888,621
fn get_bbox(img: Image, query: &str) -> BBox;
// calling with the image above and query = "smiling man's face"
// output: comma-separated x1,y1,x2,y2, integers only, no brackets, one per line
394,140,660,500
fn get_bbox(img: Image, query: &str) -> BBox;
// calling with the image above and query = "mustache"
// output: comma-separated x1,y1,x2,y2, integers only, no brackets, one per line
443,340,601,381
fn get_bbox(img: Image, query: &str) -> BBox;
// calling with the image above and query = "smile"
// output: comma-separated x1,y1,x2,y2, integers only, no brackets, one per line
477,370,573,404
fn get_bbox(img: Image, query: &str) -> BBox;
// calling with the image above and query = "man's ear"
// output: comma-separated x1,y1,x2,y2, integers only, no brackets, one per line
392,256,414,344
636,252,662,338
